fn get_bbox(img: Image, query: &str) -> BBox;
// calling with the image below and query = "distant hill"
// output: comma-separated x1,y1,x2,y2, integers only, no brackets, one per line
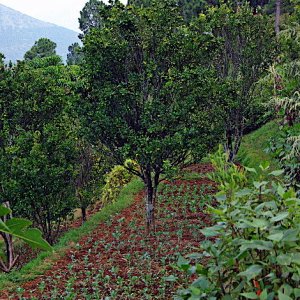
0,4,79,62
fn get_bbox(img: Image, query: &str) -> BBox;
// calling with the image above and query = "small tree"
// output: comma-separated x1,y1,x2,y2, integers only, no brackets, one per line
80,0,220,231
0,59,79,243
74,140,111,223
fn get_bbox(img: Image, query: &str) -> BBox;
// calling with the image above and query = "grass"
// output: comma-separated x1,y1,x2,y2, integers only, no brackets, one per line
0,178,144,291
238,120,281,171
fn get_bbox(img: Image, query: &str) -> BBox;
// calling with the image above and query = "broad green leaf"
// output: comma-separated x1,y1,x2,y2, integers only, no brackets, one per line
259,289,268,300
17,229,52,251
0,205,11,217
269,170,284,176
190,287,201,296
279,284,293,296
0,219,10,233
235,188,252,198
215,192,227,202
201,226,220,237
0,219,52,252
6,218,32,233
245,167,257,174
206,205,224,216
294,288,300,298
193,277,210,290
240,240,273,252
271,212,289,223
292,253,300,264
277,185,285,198
277,254,292,266
267,232,283,242
240,292,258,299
177,255,190,271
250,219,269,228
278,291,292,300
239,264,263,281
282,229,299,242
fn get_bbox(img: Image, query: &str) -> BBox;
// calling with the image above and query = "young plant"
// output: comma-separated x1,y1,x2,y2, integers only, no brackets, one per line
0,202,52,273
177,155,300,298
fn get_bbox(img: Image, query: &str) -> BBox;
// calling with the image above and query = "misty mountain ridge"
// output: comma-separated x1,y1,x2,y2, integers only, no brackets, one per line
0,4,79,62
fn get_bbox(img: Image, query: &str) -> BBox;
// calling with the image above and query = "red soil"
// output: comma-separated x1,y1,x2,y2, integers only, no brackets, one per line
2,164,217,300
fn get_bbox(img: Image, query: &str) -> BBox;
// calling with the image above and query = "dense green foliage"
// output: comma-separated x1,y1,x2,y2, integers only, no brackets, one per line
24,38,58,61
78,0,109,37
1,0,299,294
102,160,137,204
67,42,84,66
177,151,300,299
203,2,277,161
80,0,222,229
256,5,300,194
0,58,80,242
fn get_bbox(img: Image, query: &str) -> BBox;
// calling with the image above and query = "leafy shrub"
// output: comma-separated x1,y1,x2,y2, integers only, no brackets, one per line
0,202,51,273
268,123,300,194
176,152,300,299
208,145,247,195
101,160,138,204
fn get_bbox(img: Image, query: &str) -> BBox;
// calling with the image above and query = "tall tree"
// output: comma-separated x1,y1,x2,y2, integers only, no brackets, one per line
202,2,277,161
78,0,110,38
24,38,57,61
80,0,220,231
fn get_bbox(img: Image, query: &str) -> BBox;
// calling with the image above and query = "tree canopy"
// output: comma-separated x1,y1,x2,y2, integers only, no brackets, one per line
80,0,221,230
24,38,57,61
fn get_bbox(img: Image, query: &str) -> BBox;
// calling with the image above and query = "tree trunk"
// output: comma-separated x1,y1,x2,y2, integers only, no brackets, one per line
275,0,281,35
81,206,87,223
0,202,19,273
143,168,160,234
146,180,155,233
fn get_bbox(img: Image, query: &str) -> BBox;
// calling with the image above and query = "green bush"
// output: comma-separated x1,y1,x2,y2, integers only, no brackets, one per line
176,151,300,299
101,160,138,204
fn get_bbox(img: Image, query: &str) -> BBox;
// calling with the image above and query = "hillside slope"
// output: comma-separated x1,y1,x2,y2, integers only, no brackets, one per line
0,4,79,62
238,120,280,170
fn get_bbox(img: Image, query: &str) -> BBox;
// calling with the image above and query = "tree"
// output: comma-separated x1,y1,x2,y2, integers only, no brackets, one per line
201,3,277,161
74,140,111,223
78,0,110,38
67,42,84,65
24,38,57,61
80,0,220,231
0,59,79,243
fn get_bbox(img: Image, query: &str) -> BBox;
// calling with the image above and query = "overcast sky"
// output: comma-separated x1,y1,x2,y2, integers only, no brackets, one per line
0,0,126,32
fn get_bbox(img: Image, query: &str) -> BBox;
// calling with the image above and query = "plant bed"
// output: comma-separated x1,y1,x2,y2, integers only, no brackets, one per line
2,165,217,300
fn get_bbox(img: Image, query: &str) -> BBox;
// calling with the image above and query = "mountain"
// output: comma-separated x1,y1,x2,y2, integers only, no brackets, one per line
0,4,79,62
